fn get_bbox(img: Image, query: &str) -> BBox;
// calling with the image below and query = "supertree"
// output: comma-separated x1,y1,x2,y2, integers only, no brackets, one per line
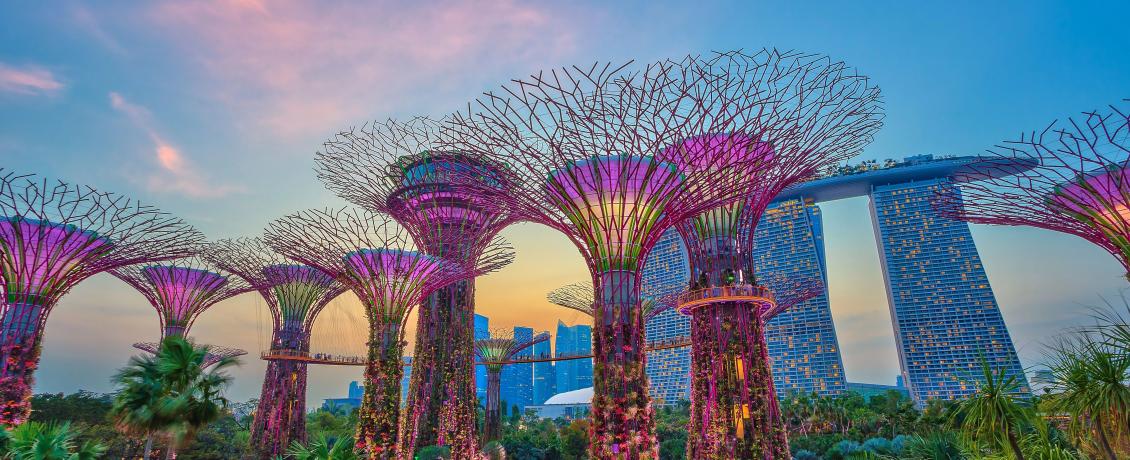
316,118,513,456
263,208,513,459
0,170,203,425
443,49,878,457
204,237,347,458
472,329,550,444
111,255,255,366
547,282,679,322
657,51,881,459
939,103,1130,281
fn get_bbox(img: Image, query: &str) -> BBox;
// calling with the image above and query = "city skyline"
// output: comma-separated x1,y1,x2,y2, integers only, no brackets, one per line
1,1,1128,409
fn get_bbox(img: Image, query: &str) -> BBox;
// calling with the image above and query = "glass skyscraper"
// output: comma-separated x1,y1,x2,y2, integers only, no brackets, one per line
474,313,489,401
754,198,848,396
554,320,593,393
501,326,535,410
642,228,692,405
870,178,1029,401
532,337,556,405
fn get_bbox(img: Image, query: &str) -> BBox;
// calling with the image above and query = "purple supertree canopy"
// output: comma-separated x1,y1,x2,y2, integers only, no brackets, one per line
263,208,512,328
0,170,204,311
112,256,254,339
940,103,1130,279
205,237,346,344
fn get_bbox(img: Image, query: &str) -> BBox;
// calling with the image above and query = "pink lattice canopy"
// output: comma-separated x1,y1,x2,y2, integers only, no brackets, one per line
342,248,443,303
390,152,505,226
262,264,334,286
263,264,335,324
546,155,683,270
141,265,229,333
0,217,111,300
659,133,774,170
1048,165,1130,231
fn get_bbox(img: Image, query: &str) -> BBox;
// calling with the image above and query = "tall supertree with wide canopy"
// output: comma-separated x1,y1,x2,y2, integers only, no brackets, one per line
441,52,802,458
315,118,514,456
0,170,203,425
205,237,347,459
472,329,550,444
264,208,513,459
112,255,254,366
939,103,1130,281
657,50,882,458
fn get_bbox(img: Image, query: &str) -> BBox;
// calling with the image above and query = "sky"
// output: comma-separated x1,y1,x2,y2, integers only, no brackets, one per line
1,0,1128,406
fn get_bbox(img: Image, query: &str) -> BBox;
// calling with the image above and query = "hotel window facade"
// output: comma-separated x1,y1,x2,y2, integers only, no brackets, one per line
870,178,1028,402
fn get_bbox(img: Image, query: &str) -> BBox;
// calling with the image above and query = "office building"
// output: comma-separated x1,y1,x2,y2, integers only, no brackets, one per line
501,326,535,410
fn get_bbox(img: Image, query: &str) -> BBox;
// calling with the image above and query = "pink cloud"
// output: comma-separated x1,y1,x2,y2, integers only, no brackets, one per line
146,0,581,137
109,91,244,198
0,62,64,96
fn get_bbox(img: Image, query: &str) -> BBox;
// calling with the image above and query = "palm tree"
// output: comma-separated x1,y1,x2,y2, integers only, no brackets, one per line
111,337,238,459
953,359,1031,459
1,421,105,459
1044,336,1130,460
286,434,358,460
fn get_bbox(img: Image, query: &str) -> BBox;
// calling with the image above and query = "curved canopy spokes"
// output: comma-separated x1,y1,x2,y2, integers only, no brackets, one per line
206,237,346,332
112,255,254,338
264,207,514,328
0,170,204,308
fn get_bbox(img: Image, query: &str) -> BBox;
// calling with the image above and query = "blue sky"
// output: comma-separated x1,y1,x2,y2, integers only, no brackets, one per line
1,1,1127,404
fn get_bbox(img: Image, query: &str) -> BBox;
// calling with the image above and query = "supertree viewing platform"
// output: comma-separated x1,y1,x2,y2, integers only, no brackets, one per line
205,238,347,459
442,53,797,458
264,208,513,459
472,329,550,444
0,170,203,425
112,255,254,363
316,118,513,457
939,103,1130,281
650,50,881,459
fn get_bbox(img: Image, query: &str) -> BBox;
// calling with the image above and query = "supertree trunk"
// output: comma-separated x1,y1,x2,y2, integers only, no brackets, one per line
483,368,502,444
250,332,310,459
590,270,656,459
357,324,406,460
687,303,788,459
0,299,46,426
401,280,478,458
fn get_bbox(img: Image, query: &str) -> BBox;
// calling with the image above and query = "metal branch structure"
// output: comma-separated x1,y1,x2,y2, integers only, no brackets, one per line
113,255,252,336
657,50,882,459
472,329,550,444
547,282,679,322
940,103,1130,281
443,49,879,458
205,238,347,458
132,341,246,367
316,117,514,457
263,208,513,459
0,170,203,424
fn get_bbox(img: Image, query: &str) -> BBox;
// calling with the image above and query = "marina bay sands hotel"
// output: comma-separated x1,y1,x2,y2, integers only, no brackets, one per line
642,154,1030,404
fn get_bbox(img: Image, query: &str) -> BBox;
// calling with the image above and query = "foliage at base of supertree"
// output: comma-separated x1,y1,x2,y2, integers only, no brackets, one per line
249,357,309,459
0,339,41,426
588,299,656,459
400,282,479,458
687,302,788,459
355,327,405,460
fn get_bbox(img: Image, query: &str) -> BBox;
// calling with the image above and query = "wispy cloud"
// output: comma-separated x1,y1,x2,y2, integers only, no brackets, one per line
0,62,64,96
146,0,582,137
70,4,127,55
109,92,243,198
